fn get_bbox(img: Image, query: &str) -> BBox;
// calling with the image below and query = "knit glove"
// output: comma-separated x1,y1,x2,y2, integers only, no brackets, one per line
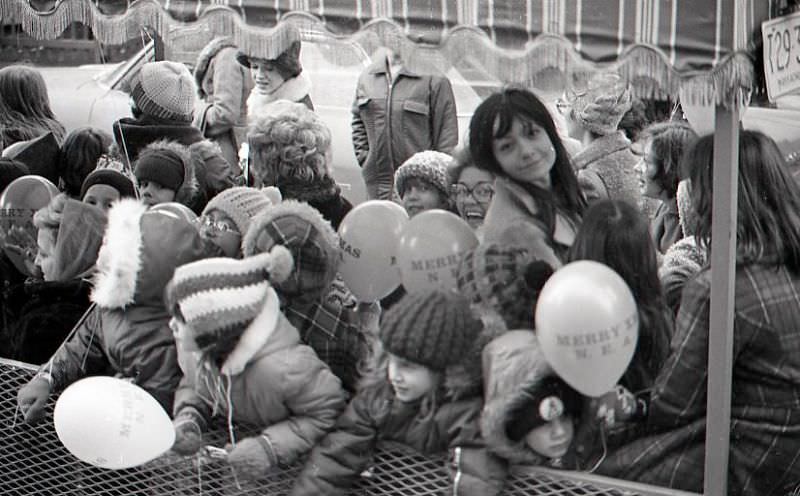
171,411,205,456
17,375,52,424
590,385,647,429
226,435,275,482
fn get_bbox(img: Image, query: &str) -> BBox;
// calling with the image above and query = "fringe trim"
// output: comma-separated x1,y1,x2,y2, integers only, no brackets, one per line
5,0,753,107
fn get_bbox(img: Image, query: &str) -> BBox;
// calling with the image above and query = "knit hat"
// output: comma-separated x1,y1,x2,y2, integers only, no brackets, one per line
166,245,293,363
243,200,339,300
80,168,137,200
0,157,28,193
394,151,454,198
379,290,483,371
202,186,278,236
131,61,196,123
569,72,632,136
236,41,303,80
134,147,185,192
457,243,554,330
504,375,582,442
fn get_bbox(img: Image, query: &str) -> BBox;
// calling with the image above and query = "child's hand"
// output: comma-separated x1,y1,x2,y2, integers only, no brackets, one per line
171,413,204,455
590,385,645,428
226,436,274,482
2,225,40,277
17,376,52,424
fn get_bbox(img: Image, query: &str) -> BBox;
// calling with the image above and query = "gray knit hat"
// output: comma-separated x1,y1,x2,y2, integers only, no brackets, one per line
380,290,482,371
394,150,454,198
131,61,196,123
202,187,276,237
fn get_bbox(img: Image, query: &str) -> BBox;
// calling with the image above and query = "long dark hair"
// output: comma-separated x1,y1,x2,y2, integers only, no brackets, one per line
0,65,65,146
567,199,672,393
686,130,800,273
639,121,696,199
468,87,586,230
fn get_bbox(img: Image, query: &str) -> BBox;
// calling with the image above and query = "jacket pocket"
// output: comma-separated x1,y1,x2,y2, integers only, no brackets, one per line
401,100,431,149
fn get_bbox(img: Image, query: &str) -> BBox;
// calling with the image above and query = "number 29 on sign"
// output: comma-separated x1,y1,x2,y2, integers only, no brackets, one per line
765,24,800,74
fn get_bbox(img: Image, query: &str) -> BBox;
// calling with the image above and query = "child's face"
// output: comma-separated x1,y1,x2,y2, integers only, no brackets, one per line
492,116,555,189
34,227,56,281
197,210,241,258
524,414,574,459
387,353,438,403
83,184,121,212
169,317,199,352
401,178,447,218
138,180,177,207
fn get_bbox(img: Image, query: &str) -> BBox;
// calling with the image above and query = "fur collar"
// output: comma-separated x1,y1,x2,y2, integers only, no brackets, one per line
279,175,340,203
138,139,200,208
572,131,632,171
91,199,148,308
194,37,237,99
246,72,311,118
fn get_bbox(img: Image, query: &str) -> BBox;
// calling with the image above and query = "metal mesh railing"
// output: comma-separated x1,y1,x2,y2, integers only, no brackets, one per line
0,359,690,496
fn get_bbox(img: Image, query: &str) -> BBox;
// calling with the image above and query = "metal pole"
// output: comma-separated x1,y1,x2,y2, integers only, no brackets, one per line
703,104,739,496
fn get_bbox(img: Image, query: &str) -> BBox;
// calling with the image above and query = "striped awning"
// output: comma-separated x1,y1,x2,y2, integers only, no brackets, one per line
1,0,776,105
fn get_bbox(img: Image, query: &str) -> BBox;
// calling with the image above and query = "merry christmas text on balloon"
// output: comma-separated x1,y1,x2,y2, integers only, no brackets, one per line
555,312,638,360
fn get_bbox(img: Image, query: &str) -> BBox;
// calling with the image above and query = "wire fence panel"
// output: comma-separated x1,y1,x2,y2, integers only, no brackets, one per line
0,359,685,496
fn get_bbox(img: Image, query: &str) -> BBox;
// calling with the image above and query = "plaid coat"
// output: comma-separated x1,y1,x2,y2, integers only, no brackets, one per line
596,263,800,495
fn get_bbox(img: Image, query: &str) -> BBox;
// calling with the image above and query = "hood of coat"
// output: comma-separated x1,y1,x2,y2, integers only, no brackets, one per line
52,200,107,281
91,199,210,309
137,139,201,209
112,117,204,165
193,37,237,99
481,329,554,465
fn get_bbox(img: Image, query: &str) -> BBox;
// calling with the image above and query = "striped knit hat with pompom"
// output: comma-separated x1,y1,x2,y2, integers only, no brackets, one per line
165,245,293,362
379,289,482,371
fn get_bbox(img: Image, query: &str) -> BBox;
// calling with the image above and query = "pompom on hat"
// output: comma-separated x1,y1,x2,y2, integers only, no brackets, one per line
131,61,196,123
379,290,483,371
202,186,280,236
394,150,454,199
165,245,293,366
569,72,632,136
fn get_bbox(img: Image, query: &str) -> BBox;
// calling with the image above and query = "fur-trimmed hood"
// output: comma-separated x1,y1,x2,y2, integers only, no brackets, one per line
481,329,554,465
91,198,211,309
137,139,201,209
242,200,340,300
194,37,237,99
52,200,107,281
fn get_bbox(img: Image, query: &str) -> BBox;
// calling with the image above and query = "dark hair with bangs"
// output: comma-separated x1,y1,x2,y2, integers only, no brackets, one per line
468,87,585,225
567,199,672,393
638,121,696,199
686,130,800,273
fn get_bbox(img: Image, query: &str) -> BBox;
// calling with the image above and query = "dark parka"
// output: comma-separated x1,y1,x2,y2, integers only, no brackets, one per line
351,56,458,191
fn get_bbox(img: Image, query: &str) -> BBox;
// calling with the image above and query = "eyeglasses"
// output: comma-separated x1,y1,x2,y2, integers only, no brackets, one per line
195,216,238,235
451,182,495,203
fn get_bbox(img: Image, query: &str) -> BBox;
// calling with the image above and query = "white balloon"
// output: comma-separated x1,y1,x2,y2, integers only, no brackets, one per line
54,377,175,469
535,260,639,397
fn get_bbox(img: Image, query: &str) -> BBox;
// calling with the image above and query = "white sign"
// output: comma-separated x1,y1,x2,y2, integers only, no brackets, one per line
763,12,800,102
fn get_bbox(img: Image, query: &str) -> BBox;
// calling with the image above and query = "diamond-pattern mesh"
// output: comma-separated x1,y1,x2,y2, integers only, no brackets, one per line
0,359,687,496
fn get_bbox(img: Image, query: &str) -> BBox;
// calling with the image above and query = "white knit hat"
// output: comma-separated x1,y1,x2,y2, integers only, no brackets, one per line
394,150,454,198
202,186,280,236
131,61,196,123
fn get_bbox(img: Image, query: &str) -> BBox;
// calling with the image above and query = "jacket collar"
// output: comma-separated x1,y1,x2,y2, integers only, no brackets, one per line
572,131,632,170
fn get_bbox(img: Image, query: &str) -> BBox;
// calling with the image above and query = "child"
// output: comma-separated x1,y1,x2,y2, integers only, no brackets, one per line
290,290,506,496
394,150,454,217
133,140,198,208
80,167,137,211
16,198,212,423
166,247,347,482
59,127,113,198
197,186,279,258
481,330,582,469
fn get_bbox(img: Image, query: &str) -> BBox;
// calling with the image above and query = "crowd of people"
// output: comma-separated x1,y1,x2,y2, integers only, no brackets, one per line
1,32,800,496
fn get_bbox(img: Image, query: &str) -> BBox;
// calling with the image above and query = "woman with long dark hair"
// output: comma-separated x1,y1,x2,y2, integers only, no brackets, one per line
0,65,65,147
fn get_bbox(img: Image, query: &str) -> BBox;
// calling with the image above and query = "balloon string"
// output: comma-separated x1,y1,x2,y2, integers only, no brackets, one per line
225,372,236,447
196,452,203,496
587,424,608,473
11,403,19,428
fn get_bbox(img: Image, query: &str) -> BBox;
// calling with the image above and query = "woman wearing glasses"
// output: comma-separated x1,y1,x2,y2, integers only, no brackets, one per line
469,86,585,267
448,146,495,234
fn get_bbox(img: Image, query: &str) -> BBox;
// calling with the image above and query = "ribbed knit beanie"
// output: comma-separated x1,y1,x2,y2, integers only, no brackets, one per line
394,150,454,199
134,148,185,192
131,61,196,123
202,187,276,237
165,246,293,360
379,290,482,371
80,168,137,200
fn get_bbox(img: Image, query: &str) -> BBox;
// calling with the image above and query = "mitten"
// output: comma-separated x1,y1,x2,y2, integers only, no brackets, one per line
590,385,647,428
17,375,52,424
226,435,275,482
171,411,205,455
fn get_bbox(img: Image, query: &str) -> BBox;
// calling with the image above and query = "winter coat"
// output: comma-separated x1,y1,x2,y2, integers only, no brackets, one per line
174,309,346,466
246,72,314,120
481,330,581,469
573,131,642,209
351,59,458,189
290,365,507,496
650,199,682,255
481,177,579,268
277,176,353,231
193,39,253,169
596,263,800,495
37,200,212,412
